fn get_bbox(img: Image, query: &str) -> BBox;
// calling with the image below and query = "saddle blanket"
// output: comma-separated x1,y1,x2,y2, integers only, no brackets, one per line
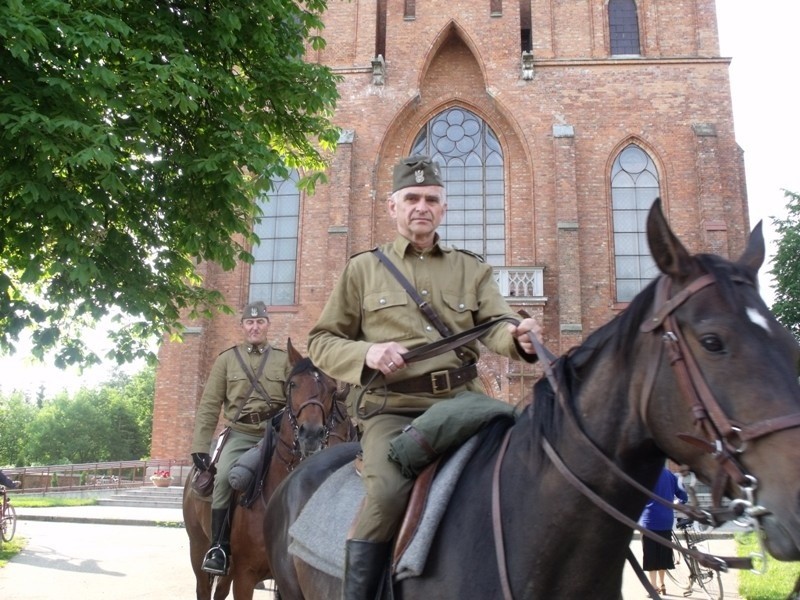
287,436,480,581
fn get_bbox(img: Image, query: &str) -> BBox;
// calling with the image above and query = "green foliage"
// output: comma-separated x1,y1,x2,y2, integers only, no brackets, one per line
0,392,36,465
0,364,155,464
737,532,800,599
770,190,800,337
0,0,340,366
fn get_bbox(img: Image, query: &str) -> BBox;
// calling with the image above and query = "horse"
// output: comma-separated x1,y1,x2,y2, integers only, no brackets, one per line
263,199,800,599
183,338,357,600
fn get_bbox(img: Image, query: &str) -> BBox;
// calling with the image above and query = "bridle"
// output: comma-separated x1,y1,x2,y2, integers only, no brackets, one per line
490,272,800,599
276,368,344,470
639,274,800,524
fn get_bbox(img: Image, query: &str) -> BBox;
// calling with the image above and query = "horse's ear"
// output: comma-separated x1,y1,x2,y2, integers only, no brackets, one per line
736,221,765,281
287,337,302,366
336,382,351,401
647,199,693,279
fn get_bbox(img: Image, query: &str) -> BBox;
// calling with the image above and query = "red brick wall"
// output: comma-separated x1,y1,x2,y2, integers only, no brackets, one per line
150,0,747,459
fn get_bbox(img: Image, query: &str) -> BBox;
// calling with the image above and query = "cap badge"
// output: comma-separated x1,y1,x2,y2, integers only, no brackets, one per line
414,169,425,183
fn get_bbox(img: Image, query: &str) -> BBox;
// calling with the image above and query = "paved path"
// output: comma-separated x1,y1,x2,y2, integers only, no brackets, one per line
3,505,745,599
623,535,742,599
2,507,275,600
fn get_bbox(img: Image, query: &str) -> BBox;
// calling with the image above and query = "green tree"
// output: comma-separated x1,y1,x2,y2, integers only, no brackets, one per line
0,391,37,465
107,366,156,453
24,384,148,464
0,0,340,367
770,190,800,338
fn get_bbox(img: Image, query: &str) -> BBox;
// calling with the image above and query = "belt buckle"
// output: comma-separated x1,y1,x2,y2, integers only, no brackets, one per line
430,370,451,395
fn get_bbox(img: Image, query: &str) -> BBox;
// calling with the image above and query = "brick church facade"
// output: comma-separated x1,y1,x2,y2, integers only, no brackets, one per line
151,0,749,459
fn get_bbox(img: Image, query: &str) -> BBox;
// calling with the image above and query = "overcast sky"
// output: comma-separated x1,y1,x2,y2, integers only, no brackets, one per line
716,1,800,301
2,2,798,397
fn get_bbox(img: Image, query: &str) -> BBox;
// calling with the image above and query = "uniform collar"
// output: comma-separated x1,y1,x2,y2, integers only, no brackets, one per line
393,234,448,258
246,343,270,354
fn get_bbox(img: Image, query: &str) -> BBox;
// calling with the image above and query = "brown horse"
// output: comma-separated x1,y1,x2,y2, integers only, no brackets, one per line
264,200,800,599
183,338,356,600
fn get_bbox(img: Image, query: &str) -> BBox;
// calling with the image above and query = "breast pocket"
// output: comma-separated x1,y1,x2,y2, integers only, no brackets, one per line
441,291,478,330
363,290,415,341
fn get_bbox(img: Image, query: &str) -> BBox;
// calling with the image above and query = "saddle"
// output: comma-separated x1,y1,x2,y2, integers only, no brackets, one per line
287,419,514,582
236,412,282,507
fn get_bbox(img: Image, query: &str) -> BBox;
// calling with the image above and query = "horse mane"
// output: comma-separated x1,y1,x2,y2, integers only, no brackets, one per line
289,356,317,380
527,251,752,448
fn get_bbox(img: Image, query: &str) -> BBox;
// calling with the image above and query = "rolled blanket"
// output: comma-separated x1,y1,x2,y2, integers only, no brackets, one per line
229,444,262,491
387,391,516,478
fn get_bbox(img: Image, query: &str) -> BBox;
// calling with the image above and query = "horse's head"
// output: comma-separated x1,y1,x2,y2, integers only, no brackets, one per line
641,200,800,560
285,338,346,458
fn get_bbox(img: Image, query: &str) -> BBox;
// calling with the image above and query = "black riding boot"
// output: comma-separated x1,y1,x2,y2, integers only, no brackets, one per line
202,508,232,575
342,539,391,600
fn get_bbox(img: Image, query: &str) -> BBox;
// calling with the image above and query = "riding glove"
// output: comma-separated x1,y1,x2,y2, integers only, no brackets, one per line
192,452,211,471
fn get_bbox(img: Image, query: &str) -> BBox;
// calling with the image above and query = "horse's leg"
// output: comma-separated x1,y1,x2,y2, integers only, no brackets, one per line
184,483,215,600
230,500,272,600
211,574,233,600
294,559,342,600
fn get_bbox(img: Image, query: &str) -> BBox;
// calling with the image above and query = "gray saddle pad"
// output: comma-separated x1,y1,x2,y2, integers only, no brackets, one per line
287,436,479,581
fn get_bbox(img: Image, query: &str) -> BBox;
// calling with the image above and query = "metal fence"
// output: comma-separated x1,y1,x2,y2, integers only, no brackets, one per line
2,459,191,494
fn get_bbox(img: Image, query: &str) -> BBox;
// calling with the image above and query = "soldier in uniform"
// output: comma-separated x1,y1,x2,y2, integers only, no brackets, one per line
190,300,291,576
308,155,543,600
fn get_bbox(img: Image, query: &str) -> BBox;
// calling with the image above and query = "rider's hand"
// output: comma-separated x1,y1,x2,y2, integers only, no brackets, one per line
366,341,409,375
508,317,543,356
191,452,211,471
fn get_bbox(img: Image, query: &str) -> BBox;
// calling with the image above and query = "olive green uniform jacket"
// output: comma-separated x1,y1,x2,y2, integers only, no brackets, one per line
308,236,536,417
190,344,291,455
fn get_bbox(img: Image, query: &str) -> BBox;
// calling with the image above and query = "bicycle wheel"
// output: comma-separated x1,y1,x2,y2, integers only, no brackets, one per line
695,562,723,600
1,503,17,542
666,540,694,596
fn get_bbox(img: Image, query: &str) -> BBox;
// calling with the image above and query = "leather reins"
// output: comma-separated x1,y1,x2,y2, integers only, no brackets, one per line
641,274,800,519
490,273,800,599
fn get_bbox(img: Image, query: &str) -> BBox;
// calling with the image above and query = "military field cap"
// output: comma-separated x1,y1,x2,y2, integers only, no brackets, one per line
392,155,444,192
242,301,269,320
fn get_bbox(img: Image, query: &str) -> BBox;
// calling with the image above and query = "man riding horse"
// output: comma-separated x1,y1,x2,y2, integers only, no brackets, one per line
306,155,543,599
190,301,291,576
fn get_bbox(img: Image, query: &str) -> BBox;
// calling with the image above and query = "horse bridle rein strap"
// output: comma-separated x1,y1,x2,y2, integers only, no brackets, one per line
648,274,800,506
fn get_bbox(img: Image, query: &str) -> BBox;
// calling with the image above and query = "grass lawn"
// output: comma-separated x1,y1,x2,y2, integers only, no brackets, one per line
10,496,97,508
0,538,26,568
737,533,800,599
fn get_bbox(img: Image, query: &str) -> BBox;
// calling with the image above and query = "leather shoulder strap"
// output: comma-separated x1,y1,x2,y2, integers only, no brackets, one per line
232,347,272,419
372,248,453,338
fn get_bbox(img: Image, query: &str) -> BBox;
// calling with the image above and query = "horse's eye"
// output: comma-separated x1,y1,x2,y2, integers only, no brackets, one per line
700,334,724,353
287,381,297,389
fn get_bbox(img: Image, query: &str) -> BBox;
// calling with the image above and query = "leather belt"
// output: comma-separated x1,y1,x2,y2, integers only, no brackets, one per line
386,363,478,396
237,409,279,425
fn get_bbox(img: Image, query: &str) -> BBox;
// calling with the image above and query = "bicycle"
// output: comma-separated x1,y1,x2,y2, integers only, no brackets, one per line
1,484,17,545
667,517,724,599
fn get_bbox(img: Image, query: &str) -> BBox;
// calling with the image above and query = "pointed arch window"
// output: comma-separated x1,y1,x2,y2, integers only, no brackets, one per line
609,0,641,56
249,171,300,305
411,108,506,266
612,144,659,302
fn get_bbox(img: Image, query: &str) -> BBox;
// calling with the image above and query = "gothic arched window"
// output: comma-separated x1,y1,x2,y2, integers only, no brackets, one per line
609,0,641,56
611,144,659,302
411,108,506,266
249,171,300,305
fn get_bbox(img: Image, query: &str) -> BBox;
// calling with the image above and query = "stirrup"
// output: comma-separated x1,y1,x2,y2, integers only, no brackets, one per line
201,545,229,575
